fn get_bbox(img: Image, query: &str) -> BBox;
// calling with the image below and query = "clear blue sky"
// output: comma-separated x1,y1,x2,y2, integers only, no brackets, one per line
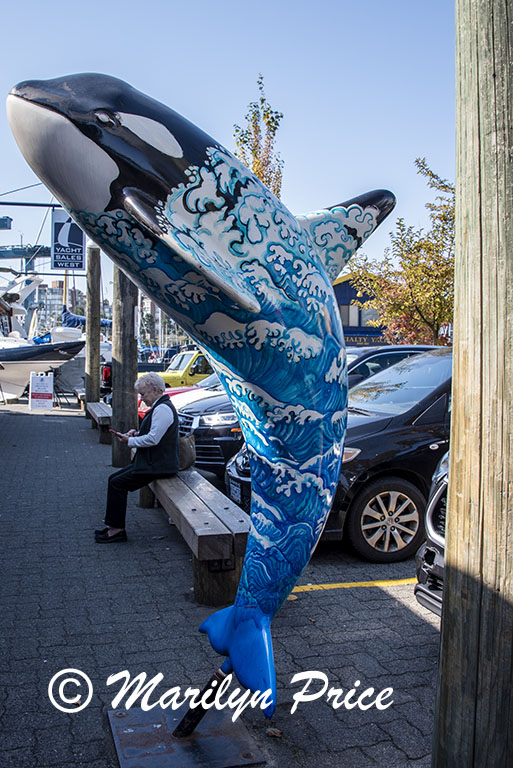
0,0,454,299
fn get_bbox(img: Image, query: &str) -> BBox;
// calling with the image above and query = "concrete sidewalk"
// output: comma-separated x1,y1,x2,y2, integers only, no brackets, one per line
1,401,439,767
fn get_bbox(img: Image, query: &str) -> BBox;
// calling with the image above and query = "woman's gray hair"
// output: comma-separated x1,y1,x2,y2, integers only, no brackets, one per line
134,372,166,394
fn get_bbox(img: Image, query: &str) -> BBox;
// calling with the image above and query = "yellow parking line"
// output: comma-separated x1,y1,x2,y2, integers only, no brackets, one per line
292,577,417,593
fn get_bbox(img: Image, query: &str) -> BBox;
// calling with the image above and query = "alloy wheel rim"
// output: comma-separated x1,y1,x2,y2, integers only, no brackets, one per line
360,490,420,553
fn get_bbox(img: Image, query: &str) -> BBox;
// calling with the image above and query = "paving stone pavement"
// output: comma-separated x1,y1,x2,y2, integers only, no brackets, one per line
0,400,441,767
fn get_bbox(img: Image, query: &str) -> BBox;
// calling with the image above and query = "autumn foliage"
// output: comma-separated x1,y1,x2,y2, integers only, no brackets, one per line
233,74,284,199
350,159,455,345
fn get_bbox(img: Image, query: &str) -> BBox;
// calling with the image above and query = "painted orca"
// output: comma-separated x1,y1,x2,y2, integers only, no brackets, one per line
7,73,395,715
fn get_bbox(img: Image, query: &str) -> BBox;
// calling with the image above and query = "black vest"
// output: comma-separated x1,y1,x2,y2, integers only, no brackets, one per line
132,394,179,476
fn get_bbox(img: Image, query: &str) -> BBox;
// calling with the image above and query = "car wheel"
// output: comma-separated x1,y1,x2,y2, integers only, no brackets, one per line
346,477,426,563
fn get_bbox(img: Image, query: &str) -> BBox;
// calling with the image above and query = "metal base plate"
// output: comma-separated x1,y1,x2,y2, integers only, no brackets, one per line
108,704,266,768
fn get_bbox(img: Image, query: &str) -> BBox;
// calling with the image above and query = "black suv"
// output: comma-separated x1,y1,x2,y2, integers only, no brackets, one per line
177,392,244,477
414,451,449,616
225,348,452,563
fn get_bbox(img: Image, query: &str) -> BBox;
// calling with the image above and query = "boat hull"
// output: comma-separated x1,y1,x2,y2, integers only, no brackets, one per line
0,340,85,401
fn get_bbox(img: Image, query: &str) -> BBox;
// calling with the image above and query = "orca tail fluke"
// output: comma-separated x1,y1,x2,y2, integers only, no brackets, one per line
199,605,276,717
296,188,396,281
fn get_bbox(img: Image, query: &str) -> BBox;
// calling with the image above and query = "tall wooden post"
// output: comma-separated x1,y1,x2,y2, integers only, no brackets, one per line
111,265,138,467
433,2,513,765
85,243,100,405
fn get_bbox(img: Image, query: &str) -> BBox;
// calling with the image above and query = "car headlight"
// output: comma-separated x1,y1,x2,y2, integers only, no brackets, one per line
200,412,239,427
235,445,251,475
342,447,361,463
432,451,450,484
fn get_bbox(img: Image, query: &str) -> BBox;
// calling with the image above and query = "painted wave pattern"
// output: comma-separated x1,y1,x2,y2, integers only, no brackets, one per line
297,205,379,282
73,147,360,615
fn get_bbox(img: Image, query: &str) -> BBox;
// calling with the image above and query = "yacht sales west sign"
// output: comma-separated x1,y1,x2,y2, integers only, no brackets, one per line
51,209,86,270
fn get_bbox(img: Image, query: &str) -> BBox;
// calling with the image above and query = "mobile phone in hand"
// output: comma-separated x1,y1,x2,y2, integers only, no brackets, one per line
109,429,123,437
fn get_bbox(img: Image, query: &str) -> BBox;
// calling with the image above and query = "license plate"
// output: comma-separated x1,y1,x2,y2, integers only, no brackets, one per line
229,479,242,504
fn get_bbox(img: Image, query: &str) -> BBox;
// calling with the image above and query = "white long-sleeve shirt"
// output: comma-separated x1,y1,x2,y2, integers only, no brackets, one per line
127,402,174,449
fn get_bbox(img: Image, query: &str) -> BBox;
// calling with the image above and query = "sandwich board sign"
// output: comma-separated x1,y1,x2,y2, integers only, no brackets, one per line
29,372,54,410
51,209,86,270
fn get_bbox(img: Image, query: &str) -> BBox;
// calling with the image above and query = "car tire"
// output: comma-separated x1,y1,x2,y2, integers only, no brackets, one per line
346,477,426,563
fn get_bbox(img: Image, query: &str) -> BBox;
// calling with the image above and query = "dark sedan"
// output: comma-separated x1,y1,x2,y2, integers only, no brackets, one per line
345,344,437,388
225,348,453,563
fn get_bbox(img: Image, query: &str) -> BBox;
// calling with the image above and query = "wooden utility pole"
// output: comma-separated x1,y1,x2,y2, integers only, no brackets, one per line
433,2,513,765
111,265,138,467
85,243,100,405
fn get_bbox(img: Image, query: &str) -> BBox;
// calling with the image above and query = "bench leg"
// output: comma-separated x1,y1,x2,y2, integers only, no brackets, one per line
192,556,243,606
99,425,112,444
139,486,155,508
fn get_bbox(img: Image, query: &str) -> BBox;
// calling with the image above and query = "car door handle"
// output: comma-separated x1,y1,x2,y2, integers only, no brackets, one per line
429,440,449,450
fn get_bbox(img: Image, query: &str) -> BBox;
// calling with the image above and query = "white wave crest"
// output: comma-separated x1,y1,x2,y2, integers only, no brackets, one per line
324,350,347,384
197,314,323,363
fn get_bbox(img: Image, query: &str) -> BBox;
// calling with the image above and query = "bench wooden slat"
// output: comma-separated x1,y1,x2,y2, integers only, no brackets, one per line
150,476,233,560
86,402,112,443
87,402,112,424
178,468,249,557
73,388,86,411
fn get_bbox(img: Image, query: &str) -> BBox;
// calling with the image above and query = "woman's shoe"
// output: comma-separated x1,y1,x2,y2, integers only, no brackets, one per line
95,529,127,543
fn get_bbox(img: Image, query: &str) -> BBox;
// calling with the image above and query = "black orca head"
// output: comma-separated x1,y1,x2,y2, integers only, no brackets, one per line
7,73,213,214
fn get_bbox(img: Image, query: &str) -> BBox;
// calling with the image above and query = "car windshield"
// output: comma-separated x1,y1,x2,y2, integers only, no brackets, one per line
166,351,194,371
348,351,452,415
196,373,220,388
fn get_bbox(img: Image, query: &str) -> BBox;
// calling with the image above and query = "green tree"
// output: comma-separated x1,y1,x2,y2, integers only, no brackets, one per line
233,74,284,198
350,158,455,345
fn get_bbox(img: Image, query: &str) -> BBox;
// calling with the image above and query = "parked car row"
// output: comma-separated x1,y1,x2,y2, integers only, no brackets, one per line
225,349,452,563
140,344,453,567
137,372,222,420
173,344,438,478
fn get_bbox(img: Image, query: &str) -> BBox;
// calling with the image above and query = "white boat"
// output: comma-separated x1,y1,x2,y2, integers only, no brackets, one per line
50,325,112,392
0,334,85,401
0,274,86,401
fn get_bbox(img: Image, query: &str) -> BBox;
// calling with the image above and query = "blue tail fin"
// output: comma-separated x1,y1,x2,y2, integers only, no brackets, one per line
199,605,276,716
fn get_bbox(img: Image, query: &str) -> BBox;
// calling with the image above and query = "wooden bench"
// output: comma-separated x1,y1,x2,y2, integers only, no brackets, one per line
86,401,112,444
140,468,249,606
74,388,86,411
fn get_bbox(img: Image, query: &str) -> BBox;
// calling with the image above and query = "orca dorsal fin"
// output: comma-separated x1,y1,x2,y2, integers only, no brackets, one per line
123,188,261,314
296,189,396,282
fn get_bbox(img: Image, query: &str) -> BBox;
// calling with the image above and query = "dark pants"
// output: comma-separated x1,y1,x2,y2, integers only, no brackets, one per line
104,464,162,529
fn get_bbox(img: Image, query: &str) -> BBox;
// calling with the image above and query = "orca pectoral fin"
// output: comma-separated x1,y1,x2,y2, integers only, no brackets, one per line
297,189,396,282
122,188,260,314
199,605,276,717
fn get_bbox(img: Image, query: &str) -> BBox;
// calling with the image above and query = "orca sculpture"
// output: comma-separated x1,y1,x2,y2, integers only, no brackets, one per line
7,73,395,714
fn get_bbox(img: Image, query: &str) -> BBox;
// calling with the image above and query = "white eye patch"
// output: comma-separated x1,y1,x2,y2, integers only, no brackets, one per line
118,112,183,158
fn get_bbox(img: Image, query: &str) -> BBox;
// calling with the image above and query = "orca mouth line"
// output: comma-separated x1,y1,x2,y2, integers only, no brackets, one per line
7,91,66,119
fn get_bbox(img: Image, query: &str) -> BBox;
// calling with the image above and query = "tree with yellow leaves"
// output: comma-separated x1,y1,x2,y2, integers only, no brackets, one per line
350,159,455,345
233,74,284,199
